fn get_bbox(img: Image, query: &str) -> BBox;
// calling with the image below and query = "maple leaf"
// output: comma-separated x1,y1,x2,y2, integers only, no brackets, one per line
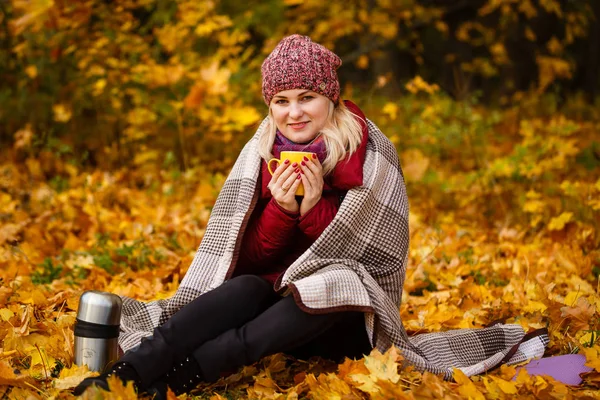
561,296,595,331
0,360,37,388
346,347,407,397
184,83,205,109
582,346,600,372
452,369,486,400
304,373,361,400
53,363,97,390
337,357,369,383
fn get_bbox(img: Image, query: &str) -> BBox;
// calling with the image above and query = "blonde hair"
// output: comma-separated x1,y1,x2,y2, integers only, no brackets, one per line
257,100,364,176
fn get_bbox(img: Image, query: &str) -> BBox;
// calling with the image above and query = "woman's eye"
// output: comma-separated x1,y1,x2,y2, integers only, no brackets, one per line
275,99,287,105
301,96,314,101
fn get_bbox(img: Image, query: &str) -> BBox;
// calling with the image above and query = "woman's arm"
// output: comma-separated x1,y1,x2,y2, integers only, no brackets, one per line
236,198,299,272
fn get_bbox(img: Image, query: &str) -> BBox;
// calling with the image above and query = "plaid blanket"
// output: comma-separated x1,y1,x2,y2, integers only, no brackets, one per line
119,118,548,378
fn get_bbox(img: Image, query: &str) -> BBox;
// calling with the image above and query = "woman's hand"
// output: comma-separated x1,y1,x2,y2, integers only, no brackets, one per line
268,160,302,213
299,154,324,216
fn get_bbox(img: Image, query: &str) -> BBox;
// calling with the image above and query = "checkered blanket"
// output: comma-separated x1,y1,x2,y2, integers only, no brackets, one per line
119,118,548,378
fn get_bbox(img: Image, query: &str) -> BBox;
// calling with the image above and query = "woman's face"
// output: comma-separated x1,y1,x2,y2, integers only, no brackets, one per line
270,89,331,143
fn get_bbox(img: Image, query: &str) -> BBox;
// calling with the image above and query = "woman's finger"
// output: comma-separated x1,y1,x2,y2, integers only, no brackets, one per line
302,157,322,176
301,160,321,184
270,161,295,190
277,162,298,185
287,173,302,196
281,167,300,194
270,159,291,182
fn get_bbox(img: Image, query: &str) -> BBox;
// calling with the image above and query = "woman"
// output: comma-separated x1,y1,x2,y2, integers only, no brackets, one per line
74,35,547,397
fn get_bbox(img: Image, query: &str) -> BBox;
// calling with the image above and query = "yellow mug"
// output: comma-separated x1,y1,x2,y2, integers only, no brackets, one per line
267,151,315,196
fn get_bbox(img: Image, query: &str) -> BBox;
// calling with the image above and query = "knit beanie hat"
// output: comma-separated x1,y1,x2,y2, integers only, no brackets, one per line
261,34,342,105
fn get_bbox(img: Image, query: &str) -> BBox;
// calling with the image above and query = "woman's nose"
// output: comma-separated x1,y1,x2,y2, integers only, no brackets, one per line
289,102,303,119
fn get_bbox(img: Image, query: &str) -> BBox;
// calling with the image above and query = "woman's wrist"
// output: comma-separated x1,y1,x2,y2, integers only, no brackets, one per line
300,195,321,216
276,198,300,214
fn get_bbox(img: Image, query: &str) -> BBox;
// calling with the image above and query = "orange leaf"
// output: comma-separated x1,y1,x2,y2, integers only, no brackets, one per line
0,360,36,388
184,83,205,109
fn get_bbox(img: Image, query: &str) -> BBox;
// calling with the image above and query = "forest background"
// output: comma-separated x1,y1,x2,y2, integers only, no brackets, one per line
1,0,600,398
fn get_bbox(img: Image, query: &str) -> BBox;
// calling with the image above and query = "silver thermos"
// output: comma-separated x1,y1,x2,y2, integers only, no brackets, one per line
74,291,122,372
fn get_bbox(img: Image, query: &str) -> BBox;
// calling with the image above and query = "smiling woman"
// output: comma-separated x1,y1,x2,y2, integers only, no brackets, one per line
74,34,548,399
269,89,330,144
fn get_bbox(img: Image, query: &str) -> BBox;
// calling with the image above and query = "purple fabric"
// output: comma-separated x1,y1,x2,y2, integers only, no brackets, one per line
516,354,592,385
272,129,327,164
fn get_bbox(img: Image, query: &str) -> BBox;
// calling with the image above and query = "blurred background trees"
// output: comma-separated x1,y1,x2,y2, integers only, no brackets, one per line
1,0,599,241
1,0,598,166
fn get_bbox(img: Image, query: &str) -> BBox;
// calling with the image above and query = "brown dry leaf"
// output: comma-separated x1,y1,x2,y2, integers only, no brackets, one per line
560,296,595,331
247,369,285,399
184,83,205,109
412,372,459,399
0,360,36,388
337,357,369,383
580,371,600,389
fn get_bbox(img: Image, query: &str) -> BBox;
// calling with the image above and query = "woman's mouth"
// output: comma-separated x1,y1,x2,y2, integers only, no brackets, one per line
288,122,309,130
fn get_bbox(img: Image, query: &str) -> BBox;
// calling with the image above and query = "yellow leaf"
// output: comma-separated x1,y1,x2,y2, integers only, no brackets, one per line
0,308,14,321
547,212,573,231
105,374,138,398
133,150,160,166
453,369,486,400
356,55,369,70
305,373,355,399
231,106,260,127
347,347,403,395
201,62,231,95
490,376,518,394
564,291,584,305
401,149,430,182
405,76,439,94
0,360,36,388
525,27,537,41
25,65,37,78
93,79,107,96
580,331,594,346
523,300,548,313
582,346,600,372
523,199,545,213
382,102,398,120
22,289,48,306
52,104,72,122
13,124,33,149
546,36,563,55
364,347,402,383
536,56,572,93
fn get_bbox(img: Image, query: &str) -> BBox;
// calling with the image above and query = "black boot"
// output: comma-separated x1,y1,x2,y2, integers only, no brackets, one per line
73,362,142,395
153,356,204,395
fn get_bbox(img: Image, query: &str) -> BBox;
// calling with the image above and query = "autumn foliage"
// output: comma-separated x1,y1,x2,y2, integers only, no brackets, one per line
1,0,600,399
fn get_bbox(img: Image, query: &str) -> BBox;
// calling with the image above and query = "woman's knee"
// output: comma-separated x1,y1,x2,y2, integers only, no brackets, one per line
224,275,272,297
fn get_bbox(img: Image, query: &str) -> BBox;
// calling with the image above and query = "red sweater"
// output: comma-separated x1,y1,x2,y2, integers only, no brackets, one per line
233,101,368,284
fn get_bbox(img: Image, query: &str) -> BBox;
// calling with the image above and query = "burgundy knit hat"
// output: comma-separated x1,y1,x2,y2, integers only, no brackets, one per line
261,34,342,105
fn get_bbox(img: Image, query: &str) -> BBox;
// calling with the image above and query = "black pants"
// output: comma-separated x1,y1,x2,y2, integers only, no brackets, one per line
121,275,371,387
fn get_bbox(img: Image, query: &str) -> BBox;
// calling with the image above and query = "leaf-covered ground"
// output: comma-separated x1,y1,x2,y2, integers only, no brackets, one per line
1,102,600,399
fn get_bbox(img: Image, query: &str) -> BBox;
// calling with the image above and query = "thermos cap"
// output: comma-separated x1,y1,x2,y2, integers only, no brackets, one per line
76,291,122,326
